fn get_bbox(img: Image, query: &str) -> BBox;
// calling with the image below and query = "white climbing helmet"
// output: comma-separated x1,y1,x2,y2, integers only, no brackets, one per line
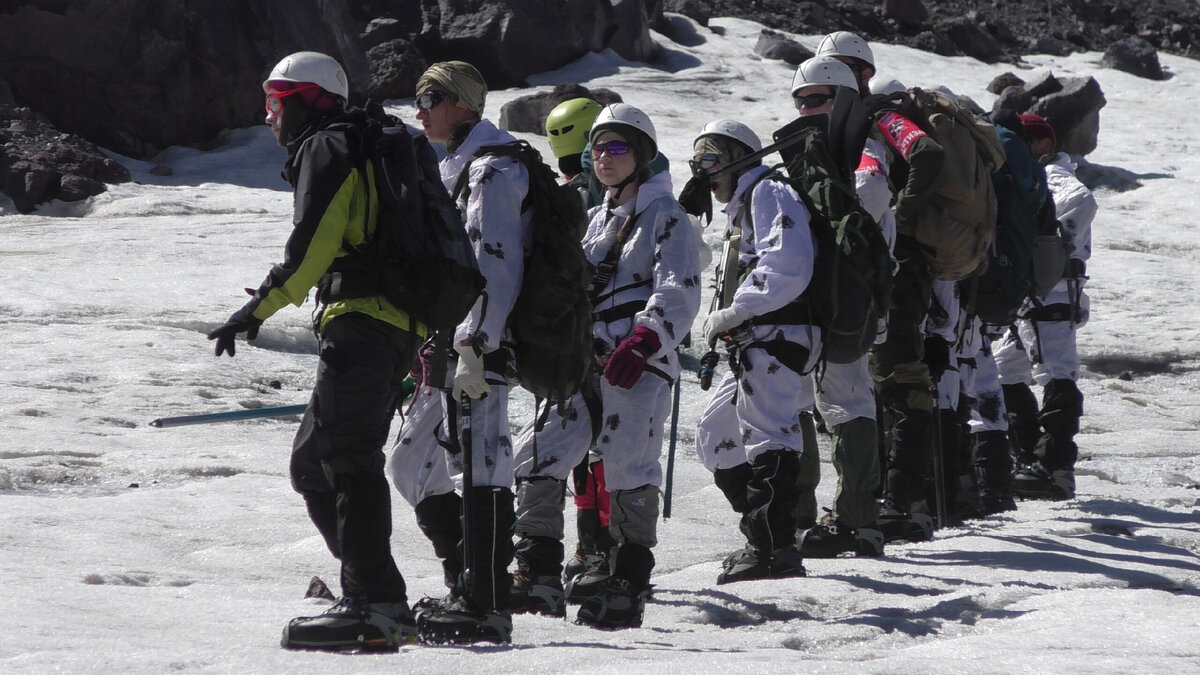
815,31,875,69
263,51,349,100
693,119,762,153
589,103,658,158
791,55,860,97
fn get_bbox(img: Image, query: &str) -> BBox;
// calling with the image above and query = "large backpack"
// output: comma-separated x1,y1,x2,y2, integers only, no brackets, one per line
454,141,594,402
325,101,485,333
874,87,1006,281
735,101,893,366
776,115,894,364
969,123,1054,325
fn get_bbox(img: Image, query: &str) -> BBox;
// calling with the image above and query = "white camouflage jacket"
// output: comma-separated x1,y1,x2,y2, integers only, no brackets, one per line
439,119,532,353
1045,152,1096,273
584,171,702,380
723,165,817,320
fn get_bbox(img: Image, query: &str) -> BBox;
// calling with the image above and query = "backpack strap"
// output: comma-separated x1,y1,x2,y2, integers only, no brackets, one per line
587,212,642,304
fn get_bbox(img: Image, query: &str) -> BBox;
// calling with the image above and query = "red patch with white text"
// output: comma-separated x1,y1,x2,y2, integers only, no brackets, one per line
877,111,926,161
856,153,882,176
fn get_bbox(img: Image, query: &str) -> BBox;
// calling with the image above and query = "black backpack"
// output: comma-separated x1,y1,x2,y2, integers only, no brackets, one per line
454,141,594,402
324,102,485,334
969,123,1057,325
770,98,893,365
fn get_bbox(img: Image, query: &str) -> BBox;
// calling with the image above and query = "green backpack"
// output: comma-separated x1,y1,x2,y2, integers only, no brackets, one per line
454,141,594,403
873,87,1007,281
774,116,894,364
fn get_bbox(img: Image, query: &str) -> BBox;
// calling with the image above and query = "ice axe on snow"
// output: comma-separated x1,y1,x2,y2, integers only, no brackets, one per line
150,378,416,428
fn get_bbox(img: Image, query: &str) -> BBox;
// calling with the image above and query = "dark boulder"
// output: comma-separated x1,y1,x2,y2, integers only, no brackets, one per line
754,30,814,66
499,85,623,135
0,104,130,213
365,39,428,101
663,0,710,27
883,0,928,30
0,0,367,160
987,72,1025,95
1029,76,1107,156
1102,36,1165,80
939,16,1006,63
416,0,615,88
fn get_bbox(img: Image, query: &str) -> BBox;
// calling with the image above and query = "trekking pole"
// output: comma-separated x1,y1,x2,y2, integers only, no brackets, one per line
929,381,949,529
149,404,308,428
663,356,683,520
458,392,475,589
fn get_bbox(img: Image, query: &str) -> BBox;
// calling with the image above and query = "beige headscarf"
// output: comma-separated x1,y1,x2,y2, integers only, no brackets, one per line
694,135,752,203
416,61,487,113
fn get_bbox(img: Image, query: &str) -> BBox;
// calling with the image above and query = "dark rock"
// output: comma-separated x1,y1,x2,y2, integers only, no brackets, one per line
1032,36,1074,57
365,39,428,101
0,0,367,160
753,29,814,66
499,85,623,135
992,85,1034,116
608,0,661,64
910,30,959,57
883,0,928,29
361,18,410,52
987,72,1025,95
416,0,614,88
663,0,710,27
1028,76,1107,156
1025,72,1064,98
0,104,129,213
658,11,708,47
1102,36,1165,80
939,16,1005,63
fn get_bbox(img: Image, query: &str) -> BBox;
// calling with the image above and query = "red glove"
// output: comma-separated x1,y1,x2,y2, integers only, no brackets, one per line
409,337,439,388
604,326,662,389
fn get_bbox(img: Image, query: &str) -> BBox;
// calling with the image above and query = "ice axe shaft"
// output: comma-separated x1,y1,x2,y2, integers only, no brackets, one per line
149,404,308,428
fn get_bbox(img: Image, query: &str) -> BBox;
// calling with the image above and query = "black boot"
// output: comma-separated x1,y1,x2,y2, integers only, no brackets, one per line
972,430,1016,514
414,491,463,590
718,450,806,584
417,486,515,645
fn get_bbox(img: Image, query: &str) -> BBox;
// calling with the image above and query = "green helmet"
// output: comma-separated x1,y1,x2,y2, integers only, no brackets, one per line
545,98,603,159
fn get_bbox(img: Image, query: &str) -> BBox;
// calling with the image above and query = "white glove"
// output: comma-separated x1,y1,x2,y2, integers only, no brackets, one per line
453,346,490,400
703,306,748,345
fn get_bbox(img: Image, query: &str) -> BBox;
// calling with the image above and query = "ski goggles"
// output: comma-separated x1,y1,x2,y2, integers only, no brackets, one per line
689,153,721,176
793,92,835,110
415,90,449,112
591,140,631,158
265,83,322,115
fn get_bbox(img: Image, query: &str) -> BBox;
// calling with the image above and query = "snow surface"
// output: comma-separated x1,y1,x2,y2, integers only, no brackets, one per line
1,15,1198,674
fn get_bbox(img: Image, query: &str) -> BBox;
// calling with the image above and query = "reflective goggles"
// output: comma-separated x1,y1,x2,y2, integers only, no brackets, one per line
793,92,835,111
265,83,322,115
688,153,720,176
415,90,449,112
591,140,631,158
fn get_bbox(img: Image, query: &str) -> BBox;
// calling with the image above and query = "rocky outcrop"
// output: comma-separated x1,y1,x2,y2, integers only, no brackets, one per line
990,72,1108,157
1,104,130,214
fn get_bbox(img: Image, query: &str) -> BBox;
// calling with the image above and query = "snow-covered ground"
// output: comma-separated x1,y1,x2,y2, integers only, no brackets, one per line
1,16,1198,674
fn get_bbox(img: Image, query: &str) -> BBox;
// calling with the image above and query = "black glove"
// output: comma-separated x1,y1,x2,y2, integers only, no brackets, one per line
207,304,263,357
923,335,951,380
678,174,713,224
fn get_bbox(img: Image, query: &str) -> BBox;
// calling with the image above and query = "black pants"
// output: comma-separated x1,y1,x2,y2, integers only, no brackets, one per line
290,313,418,603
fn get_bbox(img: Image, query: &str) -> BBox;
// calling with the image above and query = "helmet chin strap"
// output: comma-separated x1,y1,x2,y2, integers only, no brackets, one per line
607,171,640,204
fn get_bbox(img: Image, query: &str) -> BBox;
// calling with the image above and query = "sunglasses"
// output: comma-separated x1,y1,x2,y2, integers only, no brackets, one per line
415,90,449,112
591,140,631,158
688,153,720,176
793,92,835,110
265,83,322,115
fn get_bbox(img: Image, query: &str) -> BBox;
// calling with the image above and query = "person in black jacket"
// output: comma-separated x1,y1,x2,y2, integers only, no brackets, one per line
208,51,422,652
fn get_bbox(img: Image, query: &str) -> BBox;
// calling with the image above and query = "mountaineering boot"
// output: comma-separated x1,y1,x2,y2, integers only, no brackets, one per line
282,596,417,652
1012,462,1075,500
577,542,655,628
413,491,463,590
418,486,515,644
875,498,934,543
799,518,884,558
575,576,650,629
716,450,808,583
511,477,568,616
510,570,567,617
972,430,1017,514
